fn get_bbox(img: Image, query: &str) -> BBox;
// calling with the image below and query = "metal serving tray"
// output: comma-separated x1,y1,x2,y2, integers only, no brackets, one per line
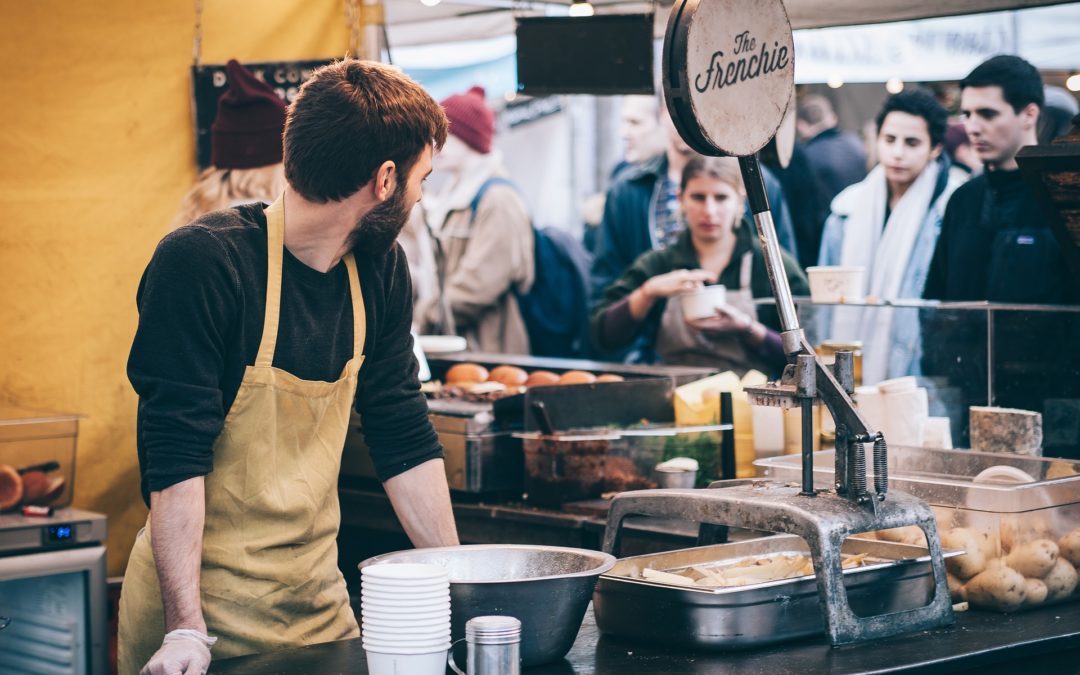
593,534,958,650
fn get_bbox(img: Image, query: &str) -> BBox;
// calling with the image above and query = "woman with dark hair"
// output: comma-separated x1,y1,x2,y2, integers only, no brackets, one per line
818,88,968,381
590,156,808,374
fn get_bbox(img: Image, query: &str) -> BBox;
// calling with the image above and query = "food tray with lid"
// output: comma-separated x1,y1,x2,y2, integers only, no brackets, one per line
0,406,79,511
755,448,1080,612
593,533,956,649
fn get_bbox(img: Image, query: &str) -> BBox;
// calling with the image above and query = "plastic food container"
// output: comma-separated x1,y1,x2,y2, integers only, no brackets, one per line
755,447,1080,612
0,407,79,510
517,424,728,507
805,266,865,303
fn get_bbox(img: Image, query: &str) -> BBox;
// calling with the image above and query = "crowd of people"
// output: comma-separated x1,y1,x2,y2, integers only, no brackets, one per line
122,52,1077,675
172,53,1078,382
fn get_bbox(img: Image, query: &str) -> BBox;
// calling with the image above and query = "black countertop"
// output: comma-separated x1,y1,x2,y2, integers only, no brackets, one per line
212,601,1080,674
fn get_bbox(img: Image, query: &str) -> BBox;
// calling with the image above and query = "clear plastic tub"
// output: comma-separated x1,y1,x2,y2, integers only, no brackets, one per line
517,424,729,507
755,447,1080,612
0,406,79,510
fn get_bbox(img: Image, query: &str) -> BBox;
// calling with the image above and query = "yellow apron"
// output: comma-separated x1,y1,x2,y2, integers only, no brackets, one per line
655,251,771,374
118,196,364,672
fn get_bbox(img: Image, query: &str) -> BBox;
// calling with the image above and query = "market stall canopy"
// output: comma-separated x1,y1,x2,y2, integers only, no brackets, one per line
384,0,1078,47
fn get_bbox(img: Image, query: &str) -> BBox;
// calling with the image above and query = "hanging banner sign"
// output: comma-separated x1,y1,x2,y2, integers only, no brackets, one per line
792,13,1013,84
663,0,795,157
191,59,332,169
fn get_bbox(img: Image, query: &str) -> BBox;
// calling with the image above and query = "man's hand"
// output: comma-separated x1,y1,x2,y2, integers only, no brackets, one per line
140,629,216,675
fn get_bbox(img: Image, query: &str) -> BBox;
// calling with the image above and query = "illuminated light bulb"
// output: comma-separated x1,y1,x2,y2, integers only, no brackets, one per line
420,0,440,7
827,75,844,89
1066,74,1080,92
885,77,904,94
569,1,594,17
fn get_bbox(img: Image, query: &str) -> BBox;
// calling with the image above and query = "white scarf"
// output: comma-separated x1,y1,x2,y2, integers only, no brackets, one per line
830,161,940,383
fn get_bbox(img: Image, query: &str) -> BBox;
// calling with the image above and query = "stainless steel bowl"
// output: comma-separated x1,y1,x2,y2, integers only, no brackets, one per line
359,544,615,666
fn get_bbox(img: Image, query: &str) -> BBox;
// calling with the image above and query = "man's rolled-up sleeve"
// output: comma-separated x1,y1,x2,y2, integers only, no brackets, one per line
356,245,443,481
127,227,236,503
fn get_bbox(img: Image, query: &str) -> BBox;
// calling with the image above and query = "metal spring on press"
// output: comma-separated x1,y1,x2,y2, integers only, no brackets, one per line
873,435,888,500
851,441,868,502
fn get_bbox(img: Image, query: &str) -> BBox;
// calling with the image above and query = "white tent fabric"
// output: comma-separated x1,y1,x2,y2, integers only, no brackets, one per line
794,5,1080,83
391,4,1080,87
384,0,1079,48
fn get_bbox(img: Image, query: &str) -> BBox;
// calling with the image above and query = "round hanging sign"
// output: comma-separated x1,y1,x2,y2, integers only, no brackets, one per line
663,0,795,157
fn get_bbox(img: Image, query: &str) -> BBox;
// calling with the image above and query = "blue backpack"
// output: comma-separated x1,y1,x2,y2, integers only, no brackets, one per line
470,178,593,358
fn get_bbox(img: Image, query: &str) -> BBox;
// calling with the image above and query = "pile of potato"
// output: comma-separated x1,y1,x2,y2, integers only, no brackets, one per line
866,517,1080,612
942,521,1080,612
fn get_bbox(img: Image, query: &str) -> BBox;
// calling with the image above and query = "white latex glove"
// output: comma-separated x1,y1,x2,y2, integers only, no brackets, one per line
140,629,217,675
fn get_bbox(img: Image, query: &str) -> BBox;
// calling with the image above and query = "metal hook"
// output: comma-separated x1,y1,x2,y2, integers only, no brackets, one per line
0,616,11,631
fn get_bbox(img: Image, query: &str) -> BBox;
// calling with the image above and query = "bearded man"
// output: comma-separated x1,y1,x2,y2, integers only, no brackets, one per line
119,59,459,675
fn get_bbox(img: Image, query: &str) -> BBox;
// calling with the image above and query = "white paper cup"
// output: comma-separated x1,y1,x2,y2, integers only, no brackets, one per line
365,647,450,675
360,575,448,587
806,266,865,303
679,285,727,320
362,605,451,617
361,589,449,602
361,563,449,582
362,598,451,611
362,630,451,645
363,616,451,630
877,376,917,395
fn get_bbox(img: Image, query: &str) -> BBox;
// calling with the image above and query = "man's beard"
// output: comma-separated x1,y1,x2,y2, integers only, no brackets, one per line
347,181,410,256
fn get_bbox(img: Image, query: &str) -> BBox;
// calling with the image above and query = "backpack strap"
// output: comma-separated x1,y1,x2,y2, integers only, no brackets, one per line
469,177,520,224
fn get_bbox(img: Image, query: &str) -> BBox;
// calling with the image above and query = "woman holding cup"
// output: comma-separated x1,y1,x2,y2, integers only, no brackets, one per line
590,156,808,374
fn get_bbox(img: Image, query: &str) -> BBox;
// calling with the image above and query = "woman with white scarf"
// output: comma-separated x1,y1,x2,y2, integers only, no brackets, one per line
818,89,968,383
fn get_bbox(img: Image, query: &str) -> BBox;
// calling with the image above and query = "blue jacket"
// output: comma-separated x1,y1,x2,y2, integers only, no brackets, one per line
589,154,799,306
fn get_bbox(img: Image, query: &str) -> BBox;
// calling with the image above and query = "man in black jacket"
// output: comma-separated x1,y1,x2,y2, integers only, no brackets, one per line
922,55,1079,451
924,55,1073,304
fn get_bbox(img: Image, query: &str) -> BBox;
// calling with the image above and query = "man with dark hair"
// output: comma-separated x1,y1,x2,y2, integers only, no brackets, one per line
924,54,1072,303
797,93,868,203
119,60,459,675
922,56,1078,449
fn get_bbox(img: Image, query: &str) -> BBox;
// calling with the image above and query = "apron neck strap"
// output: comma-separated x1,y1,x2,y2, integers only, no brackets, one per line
256,195,287,368
258,195,368,367
343,254,366,358
739,250,754,290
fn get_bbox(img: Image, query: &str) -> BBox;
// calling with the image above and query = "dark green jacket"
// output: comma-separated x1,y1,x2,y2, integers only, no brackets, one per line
589,219,809,358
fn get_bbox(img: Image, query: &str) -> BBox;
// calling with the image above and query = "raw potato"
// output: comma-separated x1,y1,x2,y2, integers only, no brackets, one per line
947,573,967,603
941,528,989,580
1000,515,1052,551
1042,558,1079,601
1058,528,1080,566
1005,539,1059,578
875,525,925,546
964,564,1027,612
1023,578,1048,606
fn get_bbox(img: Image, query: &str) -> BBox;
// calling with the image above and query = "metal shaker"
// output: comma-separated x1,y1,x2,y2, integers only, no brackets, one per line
449,615,521,675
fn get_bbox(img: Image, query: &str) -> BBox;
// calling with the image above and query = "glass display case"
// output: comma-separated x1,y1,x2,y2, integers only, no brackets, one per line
755,298,1080,458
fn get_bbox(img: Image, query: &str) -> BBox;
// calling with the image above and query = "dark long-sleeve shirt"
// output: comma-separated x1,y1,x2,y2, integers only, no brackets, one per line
923,168,1075,303
128,203,441,505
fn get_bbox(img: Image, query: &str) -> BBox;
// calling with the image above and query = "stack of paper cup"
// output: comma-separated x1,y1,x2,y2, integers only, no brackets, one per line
361,563,451,675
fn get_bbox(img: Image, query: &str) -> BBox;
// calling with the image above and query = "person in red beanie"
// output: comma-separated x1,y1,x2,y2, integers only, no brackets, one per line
417,85,535,353
169,59,287,229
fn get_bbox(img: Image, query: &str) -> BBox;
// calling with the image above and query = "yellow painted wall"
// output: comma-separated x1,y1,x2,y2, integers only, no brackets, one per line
0,1,351,576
